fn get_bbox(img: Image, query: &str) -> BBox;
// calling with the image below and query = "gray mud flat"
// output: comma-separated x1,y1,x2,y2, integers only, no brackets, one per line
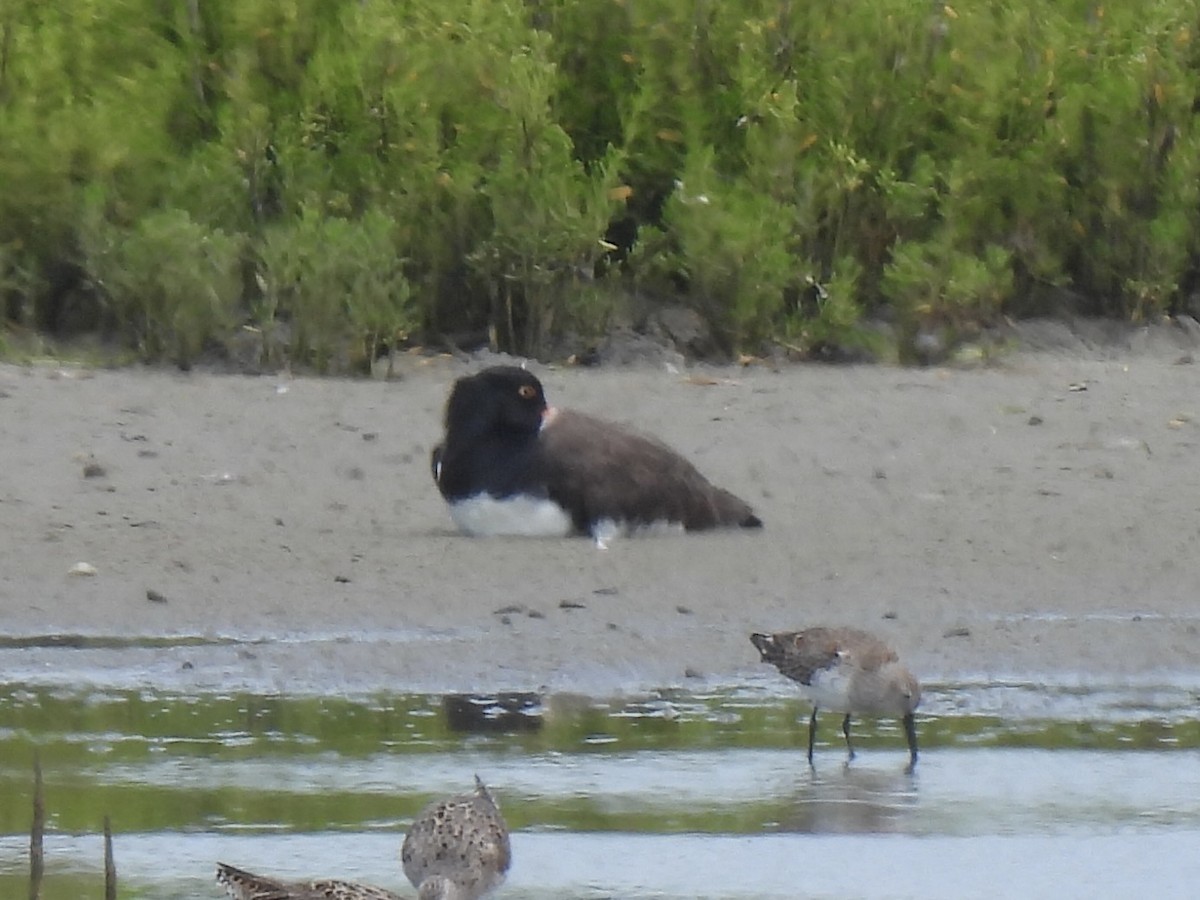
2,345,1200,688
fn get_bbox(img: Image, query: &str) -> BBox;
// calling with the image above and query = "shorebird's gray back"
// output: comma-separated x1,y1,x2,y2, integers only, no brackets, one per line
401,776,511,900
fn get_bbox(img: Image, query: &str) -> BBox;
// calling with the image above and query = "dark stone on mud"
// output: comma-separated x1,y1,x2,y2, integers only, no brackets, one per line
646,305,716,359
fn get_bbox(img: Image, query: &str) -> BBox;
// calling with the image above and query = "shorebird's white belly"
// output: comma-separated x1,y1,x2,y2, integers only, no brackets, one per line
799,666,855,713
449,493,574,537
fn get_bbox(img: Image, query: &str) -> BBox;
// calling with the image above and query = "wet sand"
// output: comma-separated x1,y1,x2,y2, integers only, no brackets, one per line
2,320,1199,695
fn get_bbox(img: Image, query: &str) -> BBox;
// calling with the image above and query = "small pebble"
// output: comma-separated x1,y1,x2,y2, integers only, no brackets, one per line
942,625,971,639
675,605,693,615
334,574,351,583
146,589,167,604
69,562,97,577
82,462,107,478
1027,415,1044,426
527,609,545,619
559,599,586,610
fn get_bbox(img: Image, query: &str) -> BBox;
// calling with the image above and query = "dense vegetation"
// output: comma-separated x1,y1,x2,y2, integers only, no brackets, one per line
1,1,1198,368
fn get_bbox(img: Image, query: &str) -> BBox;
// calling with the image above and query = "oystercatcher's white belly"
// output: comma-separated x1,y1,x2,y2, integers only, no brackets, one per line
448,493,574,537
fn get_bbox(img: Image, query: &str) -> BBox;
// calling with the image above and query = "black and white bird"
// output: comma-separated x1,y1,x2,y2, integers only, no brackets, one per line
751,627,921,771
431,366,761,544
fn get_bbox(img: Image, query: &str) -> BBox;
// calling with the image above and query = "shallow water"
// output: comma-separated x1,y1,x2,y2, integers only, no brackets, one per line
0,683,1197,899
5,828,1200,900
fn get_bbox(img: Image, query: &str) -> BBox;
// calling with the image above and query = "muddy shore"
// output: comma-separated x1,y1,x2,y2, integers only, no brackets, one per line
2,320,1199,696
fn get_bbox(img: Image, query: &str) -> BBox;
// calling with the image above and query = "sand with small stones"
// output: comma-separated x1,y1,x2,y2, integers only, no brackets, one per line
2,319,1199,697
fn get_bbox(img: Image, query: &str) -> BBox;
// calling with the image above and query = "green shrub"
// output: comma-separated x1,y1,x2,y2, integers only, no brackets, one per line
884,237,1012,321
462,31,626,353
786,255,870,357
0,243,43,328
652,145,794,351
80,208,241,366
4,0,1200,364
257,207,411,372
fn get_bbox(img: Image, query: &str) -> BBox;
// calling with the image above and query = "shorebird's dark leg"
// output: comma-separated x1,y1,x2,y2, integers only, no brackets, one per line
842,713,855,761
807,707,819,765
903,712,919,773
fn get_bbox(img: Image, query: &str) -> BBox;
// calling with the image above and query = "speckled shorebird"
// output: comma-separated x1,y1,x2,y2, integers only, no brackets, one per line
215,863,403,900
750,627,921,771
216,776,510,900
431,366,761,545
401,775,511,899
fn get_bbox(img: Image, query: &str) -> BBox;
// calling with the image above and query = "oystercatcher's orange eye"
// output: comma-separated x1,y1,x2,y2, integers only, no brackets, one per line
517,384,537,400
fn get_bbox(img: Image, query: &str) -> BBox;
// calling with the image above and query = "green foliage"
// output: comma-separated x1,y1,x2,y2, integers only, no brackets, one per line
883,238,1014,358
258,207,411,372
787,256,872,357
655,145,795,349
453,25,626,353
3,0,1200,364
0,241,42,326
80,207,241,366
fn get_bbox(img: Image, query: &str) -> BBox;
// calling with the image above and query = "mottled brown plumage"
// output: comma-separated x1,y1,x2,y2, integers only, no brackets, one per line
751,627,921,771
400,775,511,899
217,777,510,900
215,863,403,900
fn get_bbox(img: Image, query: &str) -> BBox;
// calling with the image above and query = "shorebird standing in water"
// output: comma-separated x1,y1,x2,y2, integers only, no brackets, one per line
217,776,511,900
750,627,921,772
